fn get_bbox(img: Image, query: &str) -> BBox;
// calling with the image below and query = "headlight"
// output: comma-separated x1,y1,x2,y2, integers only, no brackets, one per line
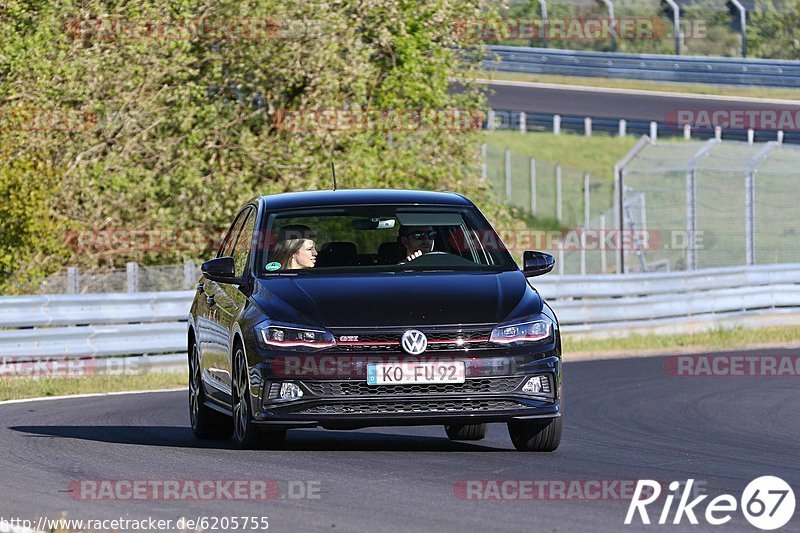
256,322,336,351
490,318,552,345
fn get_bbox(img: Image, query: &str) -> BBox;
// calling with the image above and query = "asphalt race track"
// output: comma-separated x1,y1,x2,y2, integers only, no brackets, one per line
486,82,800,122
1,352,798,532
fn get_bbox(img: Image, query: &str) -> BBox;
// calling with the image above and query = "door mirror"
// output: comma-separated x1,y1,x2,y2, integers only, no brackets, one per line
522,251,555,277
201,256,239,284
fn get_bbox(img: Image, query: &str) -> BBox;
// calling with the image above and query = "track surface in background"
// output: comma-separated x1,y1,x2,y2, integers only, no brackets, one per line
1,351,798,532
488,83,800,122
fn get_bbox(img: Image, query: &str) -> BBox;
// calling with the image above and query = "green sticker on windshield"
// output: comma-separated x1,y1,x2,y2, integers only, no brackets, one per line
265,261,282,271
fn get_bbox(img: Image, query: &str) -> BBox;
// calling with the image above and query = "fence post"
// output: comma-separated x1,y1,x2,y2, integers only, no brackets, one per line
557,243,564,275
686,169,697,270
584,117,592,137
600,214,607,273
614,164,623,274
487,108,495,131
747,129,754,144
618,119,627,137
777,130,784,144
127,262,139,293
683,124,691,140
530,158,537,217
650,121,658,141
745,169,755,265
67,267,79,294
581,173,590,274
183,260,196,289
555,164,563,222
553,114,561,135
505,148,512,198
715,126,722,140
481,142,487,180
519,111,526,133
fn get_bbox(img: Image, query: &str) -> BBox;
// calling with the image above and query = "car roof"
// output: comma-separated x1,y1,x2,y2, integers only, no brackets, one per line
256,189,474,210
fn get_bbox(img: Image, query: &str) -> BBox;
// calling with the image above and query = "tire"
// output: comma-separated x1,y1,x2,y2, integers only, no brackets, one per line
507,416,562,452
445,423,487,441
189,342,233,439
232,346,286,449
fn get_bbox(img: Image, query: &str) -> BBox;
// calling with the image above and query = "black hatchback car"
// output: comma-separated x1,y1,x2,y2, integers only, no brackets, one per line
188,190,562,451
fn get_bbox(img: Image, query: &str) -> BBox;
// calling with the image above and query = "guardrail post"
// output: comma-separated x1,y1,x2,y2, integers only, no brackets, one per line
715,126,722,140
481,143,487,180
683,124,691,140
748,129,755,145
183,260,196,290
650,121,658,141
553,114,561,135
530,157,537,216
127,262,139,293
777,130,784,144
618,119,627,137
67,267,79,294
487,109,495,131
584,117,592,137
505,148,512,198
556,164,563,222
519,111,526,133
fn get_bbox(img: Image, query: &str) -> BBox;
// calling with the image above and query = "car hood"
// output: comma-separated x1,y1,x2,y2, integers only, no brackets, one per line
252,271,541,328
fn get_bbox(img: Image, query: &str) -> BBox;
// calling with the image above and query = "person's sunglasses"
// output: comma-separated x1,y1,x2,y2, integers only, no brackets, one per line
408,230,437,240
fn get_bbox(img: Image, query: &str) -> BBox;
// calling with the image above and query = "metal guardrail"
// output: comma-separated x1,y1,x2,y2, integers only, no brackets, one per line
1,262,798,365
485,46,800,87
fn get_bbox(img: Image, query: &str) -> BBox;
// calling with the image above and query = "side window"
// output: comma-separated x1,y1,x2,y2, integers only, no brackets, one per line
232,208,256,277
218,209,248,258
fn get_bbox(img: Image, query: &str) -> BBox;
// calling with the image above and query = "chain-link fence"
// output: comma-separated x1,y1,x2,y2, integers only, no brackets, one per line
38,261,201,294
620,138,800,272
483,143,617,274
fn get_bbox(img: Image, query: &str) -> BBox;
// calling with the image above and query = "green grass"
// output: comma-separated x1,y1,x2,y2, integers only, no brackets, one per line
482,130,638,181
0,372,187,401
476,70,800,101
564,325,800,356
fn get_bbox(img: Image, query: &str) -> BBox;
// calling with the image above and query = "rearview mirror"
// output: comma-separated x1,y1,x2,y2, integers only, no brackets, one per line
201,256,240,284
522,251,555,277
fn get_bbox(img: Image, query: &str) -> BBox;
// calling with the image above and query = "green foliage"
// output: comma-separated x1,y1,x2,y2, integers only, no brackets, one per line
749,0,800,59
1,0,510,290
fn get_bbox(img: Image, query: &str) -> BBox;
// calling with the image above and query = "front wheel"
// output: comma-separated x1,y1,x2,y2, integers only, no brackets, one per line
232,347,286,449
189,342,232,439
507,417,562,452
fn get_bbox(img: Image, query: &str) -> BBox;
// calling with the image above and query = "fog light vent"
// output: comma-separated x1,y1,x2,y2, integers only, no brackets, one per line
268,383,281,400
522,375,551,394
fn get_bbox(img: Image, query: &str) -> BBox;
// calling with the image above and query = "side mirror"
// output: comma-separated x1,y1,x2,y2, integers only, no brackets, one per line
201,256,239,284
522,251,555,277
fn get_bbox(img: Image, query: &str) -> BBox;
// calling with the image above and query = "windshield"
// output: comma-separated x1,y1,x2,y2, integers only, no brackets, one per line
255,204,516,275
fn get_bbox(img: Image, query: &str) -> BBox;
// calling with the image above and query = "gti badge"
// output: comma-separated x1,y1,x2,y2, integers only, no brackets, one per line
401,329,428,355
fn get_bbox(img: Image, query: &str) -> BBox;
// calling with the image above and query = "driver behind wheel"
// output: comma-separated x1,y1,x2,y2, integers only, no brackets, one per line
399,225,437,262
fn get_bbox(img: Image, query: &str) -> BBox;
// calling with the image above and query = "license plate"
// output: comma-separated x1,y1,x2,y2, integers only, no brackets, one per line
366,361,465,385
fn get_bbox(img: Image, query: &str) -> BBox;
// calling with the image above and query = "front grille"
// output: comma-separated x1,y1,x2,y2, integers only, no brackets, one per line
297,399,524,415
332,327,494,352
303,377,523,397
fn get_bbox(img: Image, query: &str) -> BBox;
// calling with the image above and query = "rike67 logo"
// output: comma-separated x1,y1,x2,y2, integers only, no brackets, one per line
626,477,795,530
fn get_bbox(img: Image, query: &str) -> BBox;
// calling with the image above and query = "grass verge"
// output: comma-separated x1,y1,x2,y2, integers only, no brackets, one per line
564,325,800,358
0,372,187,402
477,70,800,101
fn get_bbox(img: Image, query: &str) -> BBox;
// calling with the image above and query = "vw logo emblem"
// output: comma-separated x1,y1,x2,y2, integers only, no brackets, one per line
401,330,428,355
